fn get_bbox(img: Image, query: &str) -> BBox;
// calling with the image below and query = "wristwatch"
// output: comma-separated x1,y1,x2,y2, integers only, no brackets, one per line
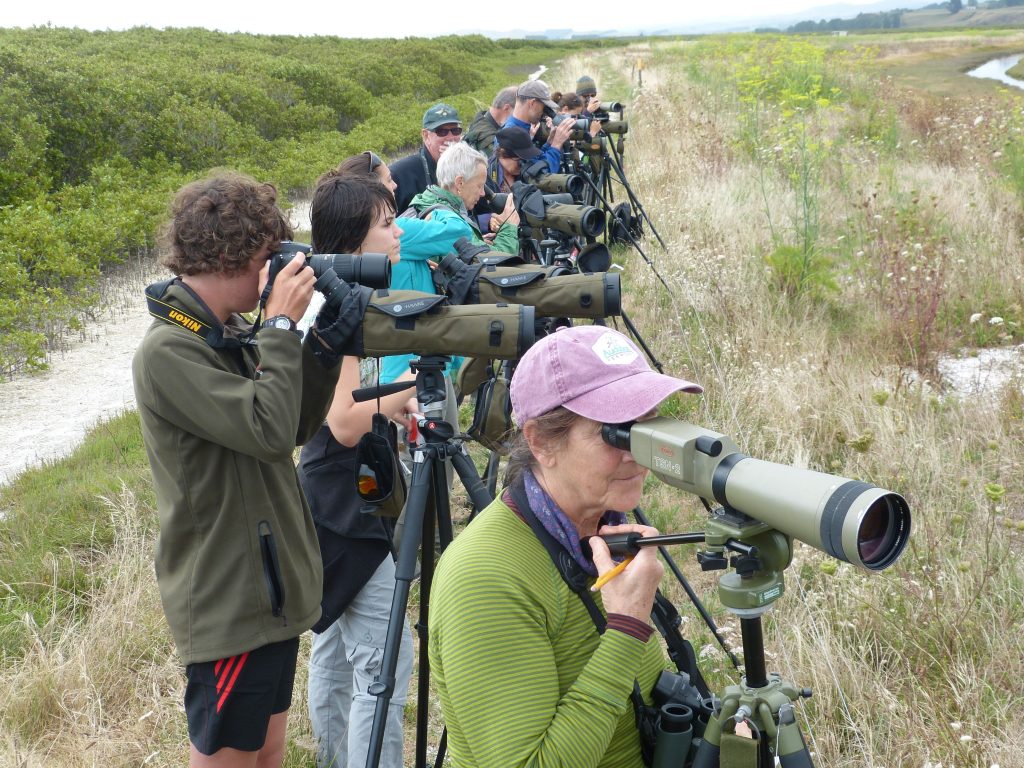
262,314,301,337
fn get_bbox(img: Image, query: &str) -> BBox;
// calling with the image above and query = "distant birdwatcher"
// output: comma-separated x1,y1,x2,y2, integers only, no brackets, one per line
487,126,540,196
390,102,463,214
504,78,574,175
576,73,602,117
556,91,585,116
464,85,518,158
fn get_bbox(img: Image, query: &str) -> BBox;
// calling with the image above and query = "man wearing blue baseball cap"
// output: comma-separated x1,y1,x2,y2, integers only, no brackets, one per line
390,102,463,214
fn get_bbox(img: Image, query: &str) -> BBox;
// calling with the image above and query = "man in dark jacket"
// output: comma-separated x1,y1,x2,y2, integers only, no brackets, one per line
463,85,517,158
133,172,349,768
390,102,462,213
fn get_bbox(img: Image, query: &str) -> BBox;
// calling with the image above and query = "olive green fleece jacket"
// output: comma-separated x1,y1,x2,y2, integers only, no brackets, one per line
429,498,667,768
132,281,340,665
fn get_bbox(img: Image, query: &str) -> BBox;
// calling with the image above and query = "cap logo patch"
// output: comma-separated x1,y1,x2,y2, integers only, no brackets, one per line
592,333,638,365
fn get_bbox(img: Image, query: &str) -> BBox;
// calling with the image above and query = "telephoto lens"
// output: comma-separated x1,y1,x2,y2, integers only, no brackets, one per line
268,241,391,290
308,253,391,290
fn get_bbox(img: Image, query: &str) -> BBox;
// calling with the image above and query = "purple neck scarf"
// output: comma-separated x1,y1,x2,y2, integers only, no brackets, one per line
523,468,627,577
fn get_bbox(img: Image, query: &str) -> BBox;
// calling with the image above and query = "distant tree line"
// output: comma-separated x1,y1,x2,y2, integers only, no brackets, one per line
787,10,903,32
0,27,602,373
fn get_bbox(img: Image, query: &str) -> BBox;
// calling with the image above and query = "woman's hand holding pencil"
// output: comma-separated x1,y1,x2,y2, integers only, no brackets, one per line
588,524,664,623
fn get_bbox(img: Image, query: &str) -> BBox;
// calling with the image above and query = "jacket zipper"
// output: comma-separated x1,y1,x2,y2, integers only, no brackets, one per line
258,521,288,625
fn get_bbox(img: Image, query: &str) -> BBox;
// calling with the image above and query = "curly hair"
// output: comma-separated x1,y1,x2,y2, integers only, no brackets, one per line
158,171,293,276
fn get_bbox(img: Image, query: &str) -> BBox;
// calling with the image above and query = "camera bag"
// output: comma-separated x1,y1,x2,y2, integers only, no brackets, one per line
466,368,514,455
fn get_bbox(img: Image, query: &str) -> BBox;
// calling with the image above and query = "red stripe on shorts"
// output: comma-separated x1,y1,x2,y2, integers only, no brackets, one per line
216,651,249,713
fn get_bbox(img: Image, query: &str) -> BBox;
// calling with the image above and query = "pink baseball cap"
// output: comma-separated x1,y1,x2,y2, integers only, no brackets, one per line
510,326,702,427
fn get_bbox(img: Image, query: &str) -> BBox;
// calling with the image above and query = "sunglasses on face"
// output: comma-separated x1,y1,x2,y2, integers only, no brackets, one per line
433,125,463,138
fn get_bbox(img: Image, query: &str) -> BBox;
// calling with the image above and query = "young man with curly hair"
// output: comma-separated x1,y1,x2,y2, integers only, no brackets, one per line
133,171,349,768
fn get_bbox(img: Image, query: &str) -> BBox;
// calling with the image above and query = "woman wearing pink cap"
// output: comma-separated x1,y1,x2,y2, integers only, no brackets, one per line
428,325,702,768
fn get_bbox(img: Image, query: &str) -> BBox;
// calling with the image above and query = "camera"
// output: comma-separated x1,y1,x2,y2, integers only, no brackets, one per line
268,241,391,290
552,113,591,133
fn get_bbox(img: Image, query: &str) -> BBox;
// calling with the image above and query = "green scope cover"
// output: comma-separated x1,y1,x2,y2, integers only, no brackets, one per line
473,266,620,319
349,289,534,360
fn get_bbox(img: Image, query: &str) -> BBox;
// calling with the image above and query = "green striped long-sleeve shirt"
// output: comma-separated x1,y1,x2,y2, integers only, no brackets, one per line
428,497,668,767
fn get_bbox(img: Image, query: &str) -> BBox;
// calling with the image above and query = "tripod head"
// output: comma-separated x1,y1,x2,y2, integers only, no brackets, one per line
598,509,793,620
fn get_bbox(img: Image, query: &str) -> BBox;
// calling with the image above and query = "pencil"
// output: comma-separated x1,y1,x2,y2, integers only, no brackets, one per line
590,556,634,592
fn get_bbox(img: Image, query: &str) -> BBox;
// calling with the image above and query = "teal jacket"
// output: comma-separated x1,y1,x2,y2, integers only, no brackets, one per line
381,187,517,384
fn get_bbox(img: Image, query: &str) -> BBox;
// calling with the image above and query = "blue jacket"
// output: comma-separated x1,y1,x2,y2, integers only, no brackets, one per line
503,115,562,174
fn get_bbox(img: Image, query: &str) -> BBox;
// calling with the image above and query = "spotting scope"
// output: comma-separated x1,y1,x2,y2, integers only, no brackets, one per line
602,418,911,571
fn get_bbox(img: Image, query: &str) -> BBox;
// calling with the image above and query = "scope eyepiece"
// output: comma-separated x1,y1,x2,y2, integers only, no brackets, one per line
601,422,634,450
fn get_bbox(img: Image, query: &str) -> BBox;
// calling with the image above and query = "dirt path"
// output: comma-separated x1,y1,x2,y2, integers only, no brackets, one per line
0,261,165,486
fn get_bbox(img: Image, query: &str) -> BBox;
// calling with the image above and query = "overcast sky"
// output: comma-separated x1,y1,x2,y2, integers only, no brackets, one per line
4,0,897,38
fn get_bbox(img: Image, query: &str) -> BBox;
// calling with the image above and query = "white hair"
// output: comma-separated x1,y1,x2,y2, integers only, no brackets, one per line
436,142,486,190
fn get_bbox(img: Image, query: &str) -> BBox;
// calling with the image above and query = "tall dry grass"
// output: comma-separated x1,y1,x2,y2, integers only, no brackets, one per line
599,33,1024,768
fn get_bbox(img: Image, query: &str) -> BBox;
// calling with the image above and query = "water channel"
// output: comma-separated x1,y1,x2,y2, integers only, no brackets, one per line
966,52,1024,90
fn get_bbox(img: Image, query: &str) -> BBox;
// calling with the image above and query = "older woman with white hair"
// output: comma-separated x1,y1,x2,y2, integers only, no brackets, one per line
406,141,518,254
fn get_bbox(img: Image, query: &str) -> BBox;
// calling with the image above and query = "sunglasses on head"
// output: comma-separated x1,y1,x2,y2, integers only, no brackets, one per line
362,150,384,173
433,125,463,138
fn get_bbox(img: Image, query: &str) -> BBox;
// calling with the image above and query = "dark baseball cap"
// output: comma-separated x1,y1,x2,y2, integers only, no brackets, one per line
517,79,559,115
423,103,461,131
496,126,541,160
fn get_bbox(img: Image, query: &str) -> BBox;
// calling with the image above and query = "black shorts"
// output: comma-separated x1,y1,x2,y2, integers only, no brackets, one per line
184,637,299,756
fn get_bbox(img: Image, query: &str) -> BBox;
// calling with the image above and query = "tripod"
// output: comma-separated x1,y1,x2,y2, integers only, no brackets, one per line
604,508,816,767
690,512,815,768
362,355,494,768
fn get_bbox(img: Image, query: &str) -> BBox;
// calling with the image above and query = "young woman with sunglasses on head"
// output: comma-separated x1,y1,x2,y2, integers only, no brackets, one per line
296,174,416,768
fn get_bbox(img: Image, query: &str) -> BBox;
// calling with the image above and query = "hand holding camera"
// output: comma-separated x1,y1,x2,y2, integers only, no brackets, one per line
261,252,315,323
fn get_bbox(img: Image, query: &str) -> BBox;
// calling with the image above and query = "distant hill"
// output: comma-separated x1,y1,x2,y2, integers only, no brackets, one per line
901,6,1024,27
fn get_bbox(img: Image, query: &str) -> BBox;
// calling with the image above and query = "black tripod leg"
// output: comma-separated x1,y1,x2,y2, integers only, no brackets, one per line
412,456,447,768
483,449,501,499
365,454,433,768
451,447,495,515
620,311,666,374
606,142,667,249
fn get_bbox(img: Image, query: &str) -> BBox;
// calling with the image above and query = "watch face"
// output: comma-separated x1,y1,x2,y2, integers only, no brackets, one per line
267,316,293,331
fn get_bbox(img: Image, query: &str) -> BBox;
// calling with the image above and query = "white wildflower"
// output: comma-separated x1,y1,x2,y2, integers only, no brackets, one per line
974,115,984,126
969,313,982,324
990,317,1005,326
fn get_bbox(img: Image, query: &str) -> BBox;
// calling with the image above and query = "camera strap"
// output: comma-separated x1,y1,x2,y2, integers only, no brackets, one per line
507,479,657,766
145,279,255,376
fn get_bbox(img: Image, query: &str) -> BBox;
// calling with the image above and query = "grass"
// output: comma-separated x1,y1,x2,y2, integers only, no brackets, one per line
5,30,1024,768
